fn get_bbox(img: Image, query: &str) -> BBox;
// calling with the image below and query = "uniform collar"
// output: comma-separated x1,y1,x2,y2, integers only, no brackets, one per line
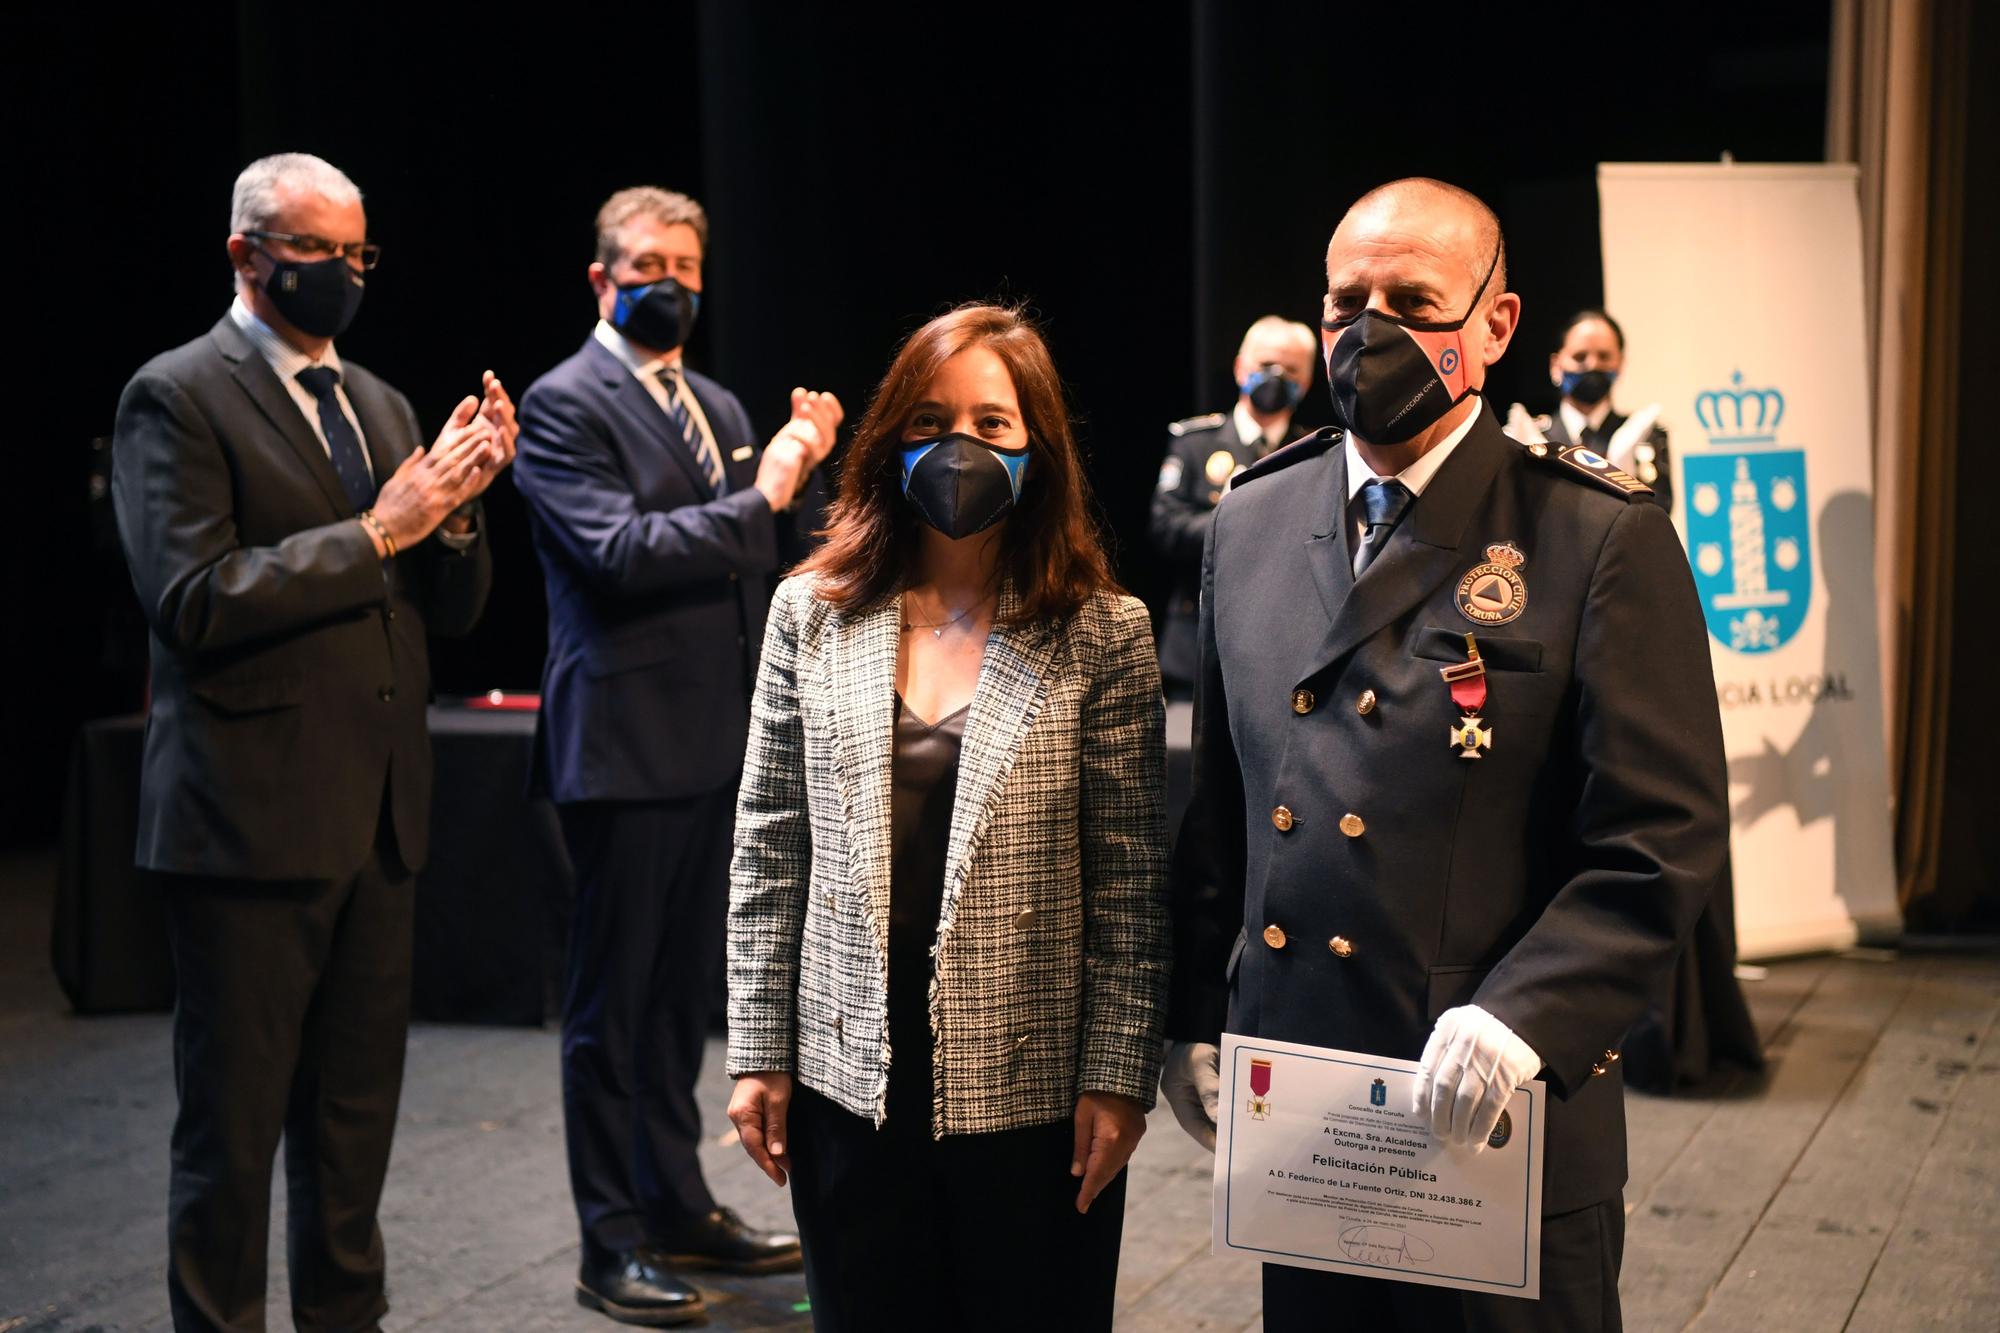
1344,398,1481,507
1559,397,1613,439
1232,400,1289,452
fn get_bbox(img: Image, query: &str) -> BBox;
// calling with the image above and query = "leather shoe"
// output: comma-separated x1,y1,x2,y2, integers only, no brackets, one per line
575,1249,706,1326
649,1206,804,1275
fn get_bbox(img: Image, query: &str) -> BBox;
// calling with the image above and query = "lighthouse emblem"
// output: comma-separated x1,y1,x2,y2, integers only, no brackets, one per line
1683,372,1810,654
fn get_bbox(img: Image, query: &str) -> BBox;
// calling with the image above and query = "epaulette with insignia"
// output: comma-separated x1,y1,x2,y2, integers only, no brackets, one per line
1227,427,1340,492
1167,412,1227,437
1523,440,1654,498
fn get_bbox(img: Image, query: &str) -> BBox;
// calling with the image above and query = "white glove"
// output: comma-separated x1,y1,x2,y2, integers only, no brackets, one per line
1503,401,1549,445
1413,1005,1541,1151
1160,1040,1220,1151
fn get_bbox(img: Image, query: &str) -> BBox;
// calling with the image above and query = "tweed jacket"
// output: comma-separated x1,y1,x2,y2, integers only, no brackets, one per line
727,575,1171,1136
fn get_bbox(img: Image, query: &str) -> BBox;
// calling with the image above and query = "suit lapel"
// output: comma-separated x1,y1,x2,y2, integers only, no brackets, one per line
830,594,903,961
1298,407,1512,685
212,319,353,517
585,340,717,501
1545,411,1576,448
340,367,413,487
938,584,1060,933
1302,435,1355,626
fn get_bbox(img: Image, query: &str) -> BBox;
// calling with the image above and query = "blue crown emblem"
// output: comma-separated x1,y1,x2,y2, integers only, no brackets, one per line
1695,370,1786,444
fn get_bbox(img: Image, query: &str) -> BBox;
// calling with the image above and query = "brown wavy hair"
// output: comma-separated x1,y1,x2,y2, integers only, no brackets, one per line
799,303,1116,625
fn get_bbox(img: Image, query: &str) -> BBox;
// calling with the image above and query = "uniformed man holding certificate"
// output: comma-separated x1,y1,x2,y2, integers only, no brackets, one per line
1161,177,1728,1331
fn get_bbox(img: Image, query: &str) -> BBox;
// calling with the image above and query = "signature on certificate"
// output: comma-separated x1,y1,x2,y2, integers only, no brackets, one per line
1338,1224,1437,1267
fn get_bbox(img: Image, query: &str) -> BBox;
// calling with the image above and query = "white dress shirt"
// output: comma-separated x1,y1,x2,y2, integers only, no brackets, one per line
230,296,371,480
592,320,725,482
1232,400,1290,454
1343,402,1482,547
1558,397,1613,443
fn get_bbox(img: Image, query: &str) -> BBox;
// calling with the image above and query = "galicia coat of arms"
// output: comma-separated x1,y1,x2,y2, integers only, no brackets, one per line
1683,372,1810,654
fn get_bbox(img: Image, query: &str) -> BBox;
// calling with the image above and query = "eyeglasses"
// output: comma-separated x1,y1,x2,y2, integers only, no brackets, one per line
245,230,382,270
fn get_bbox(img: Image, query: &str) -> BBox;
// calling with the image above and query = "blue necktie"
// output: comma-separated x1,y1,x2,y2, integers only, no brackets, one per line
657,366,726,492
1352,479,1413,577
294,366,377,512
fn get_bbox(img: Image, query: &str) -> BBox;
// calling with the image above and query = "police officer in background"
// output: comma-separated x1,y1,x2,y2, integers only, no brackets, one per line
1531,308,1673,514
1162,178,1727,1330
1149,315,1316,695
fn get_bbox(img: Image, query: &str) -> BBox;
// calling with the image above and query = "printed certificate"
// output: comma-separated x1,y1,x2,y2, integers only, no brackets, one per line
1212,1033,1545,1300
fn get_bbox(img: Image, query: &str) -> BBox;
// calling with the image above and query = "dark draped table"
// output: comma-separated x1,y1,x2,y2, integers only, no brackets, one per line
51,701,1761,1085
52,705,569,1024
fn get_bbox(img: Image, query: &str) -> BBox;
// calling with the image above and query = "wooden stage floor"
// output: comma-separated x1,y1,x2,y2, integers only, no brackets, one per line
3,850,1995,1331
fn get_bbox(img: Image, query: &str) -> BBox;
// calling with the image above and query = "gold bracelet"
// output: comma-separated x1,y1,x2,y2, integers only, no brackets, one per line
358,510,397,559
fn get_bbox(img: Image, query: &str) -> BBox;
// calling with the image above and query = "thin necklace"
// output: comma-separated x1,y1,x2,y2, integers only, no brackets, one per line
901,590,990,640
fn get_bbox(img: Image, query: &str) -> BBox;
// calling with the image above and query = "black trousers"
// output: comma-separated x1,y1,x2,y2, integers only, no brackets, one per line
162,843,413,1333
786,1084,1128,1333
557,793,733,1255
1262,1197,1625,1333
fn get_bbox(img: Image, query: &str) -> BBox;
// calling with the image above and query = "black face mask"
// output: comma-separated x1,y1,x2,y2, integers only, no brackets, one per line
611,276,700,351
1558,368,1617,406
1244,364,1304,415
1321,248,1499,444
257,248,365,339
899,433,1030,540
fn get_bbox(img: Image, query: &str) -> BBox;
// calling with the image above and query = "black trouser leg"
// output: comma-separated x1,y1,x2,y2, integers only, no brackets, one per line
558,795,729,1257
163,847,410,1333
282,848,414,1331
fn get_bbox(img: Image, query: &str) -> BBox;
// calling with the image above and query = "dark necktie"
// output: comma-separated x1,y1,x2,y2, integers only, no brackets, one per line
1352,479,1414,577
657,366,726,492
294,366,377,511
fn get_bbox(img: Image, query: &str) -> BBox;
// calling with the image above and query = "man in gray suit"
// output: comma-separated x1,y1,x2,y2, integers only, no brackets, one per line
112,152,515,1331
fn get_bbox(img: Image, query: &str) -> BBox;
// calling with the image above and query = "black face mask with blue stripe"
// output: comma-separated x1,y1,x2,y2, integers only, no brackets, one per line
611,275,700,352
898,433,1030,539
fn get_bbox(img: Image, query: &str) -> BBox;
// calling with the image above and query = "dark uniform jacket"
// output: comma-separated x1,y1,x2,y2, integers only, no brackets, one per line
514,335,801,804
1541,406,1674,515
111,316,493,881
1167,404,1727,1216
1149,410,1293,689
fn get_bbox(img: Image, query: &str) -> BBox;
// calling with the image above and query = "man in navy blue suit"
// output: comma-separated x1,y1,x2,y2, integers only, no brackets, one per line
514,186,841,1327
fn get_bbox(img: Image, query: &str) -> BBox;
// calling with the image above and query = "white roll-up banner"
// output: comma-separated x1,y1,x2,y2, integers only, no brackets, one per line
1597,162,1900,959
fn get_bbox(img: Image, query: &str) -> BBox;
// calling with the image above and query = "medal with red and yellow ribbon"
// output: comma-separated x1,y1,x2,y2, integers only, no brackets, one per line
1440,632,1492,759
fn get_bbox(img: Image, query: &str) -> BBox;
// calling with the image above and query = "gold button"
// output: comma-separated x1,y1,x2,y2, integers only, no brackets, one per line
1014,908,1037,931
1603,1049,1621,1064
1292,689,1316,715
1591,1062,1608,1077
1529,442,1549,458
1262,923,1288,949
1329,935,1354,958
1356,689,1377,715
1339,813,1365,838
1272,805,1294,832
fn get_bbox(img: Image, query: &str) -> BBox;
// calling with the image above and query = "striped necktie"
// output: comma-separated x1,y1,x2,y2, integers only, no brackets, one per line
657,366,725,492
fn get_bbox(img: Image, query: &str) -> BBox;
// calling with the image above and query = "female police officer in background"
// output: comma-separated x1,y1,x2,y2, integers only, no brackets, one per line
723,303,1170,1330
1535,307,1674,512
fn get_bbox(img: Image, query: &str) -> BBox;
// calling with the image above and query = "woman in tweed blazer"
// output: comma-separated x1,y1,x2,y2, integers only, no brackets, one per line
725,304,1170,1330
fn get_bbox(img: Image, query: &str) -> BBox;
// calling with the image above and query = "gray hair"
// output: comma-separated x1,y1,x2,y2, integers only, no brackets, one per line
1238,314,1317,361
230,153,363,233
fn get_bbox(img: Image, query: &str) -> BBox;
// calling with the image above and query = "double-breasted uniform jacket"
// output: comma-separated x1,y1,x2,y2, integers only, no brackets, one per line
1540,406,1674,516
1168,404,1727,1216
1150,411,1294,688
112,316,492,881
727,578,1172,1136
